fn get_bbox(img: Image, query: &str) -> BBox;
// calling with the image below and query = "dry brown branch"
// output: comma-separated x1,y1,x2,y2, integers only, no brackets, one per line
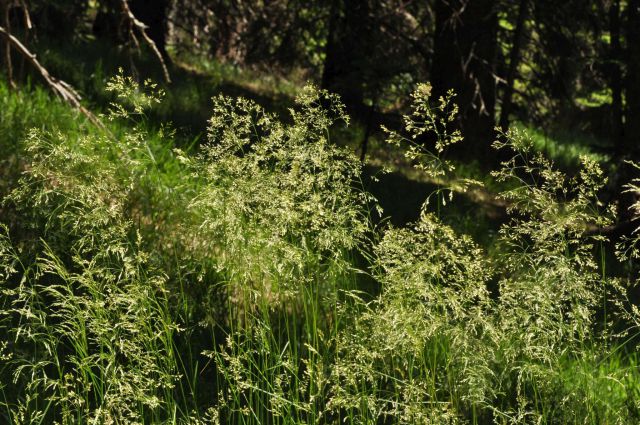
120,0,171,83
18,0,31,30
0,24,106,130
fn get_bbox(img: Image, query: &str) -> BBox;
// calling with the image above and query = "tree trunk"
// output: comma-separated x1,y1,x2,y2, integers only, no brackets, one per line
321,0,368,119
93,0,125,42
610,0,640,224
321,0,340,92
1,0,13,87
608,0,624,152
431,0,498,163
129,0,169,58
499,0,529,131
625,0,640,156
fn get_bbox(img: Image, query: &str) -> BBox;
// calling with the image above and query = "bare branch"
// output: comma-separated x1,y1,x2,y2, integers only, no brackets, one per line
18,0,31,29
120,0,171,83
0,24,106,130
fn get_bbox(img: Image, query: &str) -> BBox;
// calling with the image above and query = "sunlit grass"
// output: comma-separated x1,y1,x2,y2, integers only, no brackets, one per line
513,121,610,168
1,76,640,424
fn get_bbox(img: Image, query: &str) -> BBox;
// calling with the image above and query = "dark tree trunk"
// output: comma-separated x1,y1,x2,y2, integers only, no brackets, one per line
2,0,13,86
625,0,640,156
321,0,339,89
431,0,498,163
93,0,169,59
499,0,529,131
609,0,624,152
609,0,640,224
30,1,85,37
321,0,369,120
93,0,125,42
130,0,170,58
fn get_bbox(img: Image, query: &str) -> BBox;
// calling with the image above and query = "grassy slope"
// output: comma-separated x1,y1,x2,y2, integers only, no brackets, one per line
1,50,640,423
26,38,614,243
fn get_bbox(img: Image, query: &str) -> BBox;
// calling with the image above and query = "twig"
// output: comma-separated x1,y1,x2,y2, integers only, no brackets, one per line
120,0,171,83
18,0,31,30
0,24,106,130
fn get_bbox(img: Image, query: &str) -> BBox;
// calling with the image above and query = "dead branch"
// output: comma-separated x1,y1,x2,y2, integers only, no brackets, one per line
120,0,171,83
18,0,31,30
0,24,106,130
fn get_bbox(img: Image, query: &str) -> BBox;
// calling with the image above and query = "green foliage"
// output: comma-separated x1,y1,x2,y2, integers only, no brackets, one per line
513,122,609,169
0,79,90,204
0,75,189,424
2,77,640,424
328,212,493,423
326,85,640,424
182,85,370,293
179,85,374,423
384,83,482,210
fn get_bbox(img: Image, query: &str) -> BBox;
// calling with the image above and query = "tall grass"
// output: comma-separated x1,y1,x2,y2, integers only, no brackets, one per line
1,75,640,424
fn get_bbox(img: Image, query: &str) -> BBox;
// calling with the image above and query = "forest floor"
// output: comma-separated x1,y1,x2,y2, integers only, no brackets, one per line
3,40,640,425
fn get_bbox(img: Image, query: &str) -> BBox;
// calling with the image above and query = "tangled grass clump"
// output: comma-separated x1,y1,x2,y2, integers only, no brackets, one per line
1,75,640,424
0,78,184,423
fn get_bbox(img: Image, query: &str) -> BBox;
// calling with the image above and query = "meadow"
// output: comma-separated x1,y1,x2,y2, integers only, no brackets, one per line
1,66,640,425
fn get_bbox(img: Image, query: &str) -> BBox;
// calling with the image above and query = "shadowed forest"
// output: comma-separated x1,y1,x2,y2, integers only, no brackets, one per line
3,0,640,423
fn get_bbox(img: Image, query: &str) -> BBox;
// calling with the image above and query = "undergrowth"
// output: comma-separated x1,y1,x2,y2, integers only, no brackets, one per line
1,76,640,424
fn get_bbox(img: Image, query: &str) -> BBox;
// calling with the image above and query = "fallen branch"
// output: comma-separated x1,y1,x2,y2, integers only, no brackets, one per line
120,0,171,83
0,24,105,130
